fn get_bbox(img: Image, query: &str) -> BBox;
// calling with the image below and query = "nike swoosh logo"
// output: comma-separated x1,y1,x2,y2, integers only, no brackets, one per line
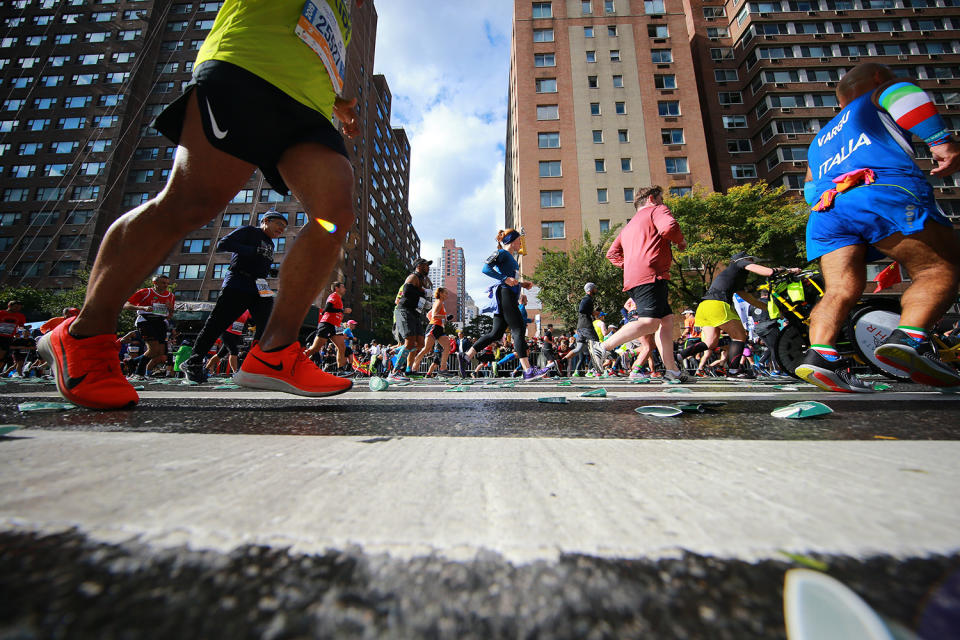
60,339,87,390
252,354,283,372
204,97,228,139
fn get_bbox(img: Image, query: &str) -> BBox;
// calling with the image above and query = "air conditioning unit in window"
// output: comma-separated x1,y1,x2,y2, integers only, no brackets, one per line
826,81,836,87
841,32,852,38
937,78,949,84
882,8,892,13
775,82,786,87
764,35,776,40
706,16,715,21
814,33,824,39
819,57,831,62
897,54,908,60
781,107,792,113
709,37,720,41
792,161,804,167
911,6,923,12
928,54,940,59
786,133,797,139
834,9,845,14
759,12,769,17
848,56,859,61
807,10,817,15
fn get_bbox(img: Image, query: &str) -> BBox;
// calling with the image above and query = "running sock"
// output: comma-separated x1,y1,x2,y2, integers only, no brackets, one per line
262,343,293,353
897,326,928,341
680,342,708,358
811,344,840,362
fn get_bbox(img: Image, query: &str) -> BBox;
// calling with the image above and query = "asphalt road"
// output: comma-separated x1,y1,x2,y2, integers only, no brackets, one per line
1,374,959,639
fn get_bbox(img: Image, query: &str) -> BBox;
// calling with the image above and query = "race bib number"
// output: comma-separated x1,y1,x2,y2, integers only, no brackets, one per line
295,0,348,94
128,345,140,355
152,303,169,315
231,321,245,333
256,278,275,298
0,322,15,336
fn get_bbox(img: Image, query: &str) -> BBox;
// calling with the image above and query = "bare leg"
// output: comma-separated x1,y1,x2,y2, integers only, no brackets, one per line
809,244,867,346
412,334,436,370
873,224,960,330
331,334,347,368
71,92,255,337
257,142,354,351
600,317,662,351
304,336,327,358
653,313,679,371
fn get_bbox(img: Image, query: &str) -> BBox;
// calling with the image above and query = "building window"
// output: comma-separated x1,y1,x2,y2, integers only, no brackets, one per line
538,132,560,148
715,69,738,82
595,159,606,173
624,187,634,202
732,164,757,179
536,104,559,120
542,221,565,239
178,264,207,279
295,212,307,226
592,130,603,143
540,190,564,208
670,186,692,197
231,189,254,204
621,157,632,171
648,24,669,37
590,102,601,115
223,213,246,227
658,101,680,116
728,139,752,153
182,238,211,253
588,75,598,88
582,0,593,12
539,160,562,177
607,25,618,36
661,128,684,144
259,189,291,203
722,115,747,128
599,219,610,233
533,28,554,42
644,0,665,13
655,74,676,89
275,237,286,253
212,263,229,279
718,92,743,105
612,75,624,88
605,0,615,12
584,26,594,37
651,49,673,64
665,157,689,174
534,53,555,67
610,49,620,62
597,188,608,203
535,78,557,93
615,102,626,115
618,129,629,142
532,2,552,18
586,50,596,63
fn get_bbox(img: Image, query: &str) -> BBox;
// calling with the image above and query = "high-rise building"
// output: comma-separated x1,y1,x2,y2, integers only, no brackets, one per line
440,238,466,324
0,1,420,330
507,0,960,297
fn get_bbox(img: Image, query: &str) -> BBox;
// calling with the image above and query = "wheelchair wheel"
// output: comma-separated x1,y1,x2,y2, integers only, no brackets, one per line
774,323,809,381
847,300,911,382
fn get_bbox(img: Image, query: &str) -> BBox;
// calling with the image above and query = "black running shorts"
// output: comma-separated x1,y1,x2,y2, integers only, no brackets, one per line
315,322,337,340
218,332,241,356
627,280,673,320
426,324,444,339
136,317,167,342
152,60,348,195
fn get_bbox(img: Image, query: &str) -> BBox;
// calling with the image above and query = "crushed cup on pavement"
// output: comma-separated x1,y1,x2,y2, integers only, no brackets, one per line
214,384,241,390
676,403,706,413
445,385,469,392
772,385,800,391
0,425,23,436
498,382,516,388
18,402,76,412
538,396,569,404
580,388,607,398
556,381,572,386
771,401,833,419
664,387,692,394
369,376,390,391
635,405,683,417
872,383,892,391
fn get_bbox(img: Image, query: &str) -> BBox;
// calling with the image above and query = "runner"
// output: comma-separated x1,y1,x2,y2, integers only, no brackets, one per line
591,185,689,382
303,281,352,372
389,258,432,381
181,211,286,383
39,0,364,408
678,253,798,380
563,283,603,376
0,300,27,372
540,324,560,373
124,275,175,379
411,287,452,375
459,229,550,381
798,62,960,390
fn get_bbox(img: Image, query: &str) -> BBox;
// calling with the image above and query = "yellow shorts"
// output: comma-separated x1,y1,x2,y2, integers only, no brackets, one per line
694,300,741,328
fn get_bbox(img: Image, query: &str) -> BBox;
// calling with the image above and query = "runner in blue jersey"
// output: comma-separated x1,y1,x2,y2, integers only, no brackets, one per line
458,229,550,381
797,63,960,392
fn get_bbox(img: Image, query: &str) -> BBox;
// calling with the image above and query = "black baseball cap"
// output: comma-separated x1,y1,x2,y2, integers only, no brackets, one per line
414,258,433,267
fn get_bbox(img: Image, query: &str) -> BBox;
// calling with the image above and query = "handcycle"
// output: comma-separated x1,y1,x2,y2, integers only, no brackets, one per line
756,270,959,381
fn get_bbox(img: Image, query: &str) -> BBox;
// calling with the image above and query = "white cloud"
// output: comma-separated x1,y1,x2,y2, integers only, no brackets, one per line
371,2,513,307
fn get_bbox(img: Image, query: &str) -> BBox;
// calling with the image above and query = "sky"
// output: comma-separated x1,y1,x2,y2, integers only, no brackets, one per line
371,2,514,309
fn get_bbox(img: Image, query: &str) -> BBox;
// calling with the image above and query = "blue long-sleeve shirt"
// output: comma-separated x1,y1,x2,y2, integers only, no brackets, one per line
482,249,521,295
217,226,275,292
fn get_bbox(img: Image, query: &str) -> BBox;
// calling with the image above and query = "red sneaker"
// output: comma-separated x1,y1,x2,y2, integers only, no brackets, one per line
235,343,353,397
37,317,138,410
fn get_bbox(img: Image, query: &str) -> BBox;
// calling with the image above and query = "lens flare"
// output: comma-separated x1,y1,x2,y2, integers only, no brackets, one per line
315,218,337,233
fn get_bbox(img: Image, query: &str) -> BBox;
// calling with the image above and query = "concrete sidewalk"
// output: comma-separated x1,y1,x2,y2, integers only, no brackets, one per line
2,430,957,563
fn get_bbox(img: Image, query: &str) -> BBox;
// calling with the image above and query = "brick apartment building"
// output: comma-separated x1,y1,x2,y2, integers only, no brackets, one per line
0,0,420,331
507,0,960,298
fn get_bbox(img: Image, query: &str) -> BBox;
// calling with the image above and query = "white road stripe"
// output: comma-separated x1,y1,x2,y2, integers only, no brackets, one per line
1,431,957,563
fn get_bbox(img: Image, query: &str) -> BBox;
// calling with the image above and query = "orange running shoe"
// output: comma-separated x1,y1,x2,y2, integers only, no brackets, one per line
37,316,138,410
234,342,353,397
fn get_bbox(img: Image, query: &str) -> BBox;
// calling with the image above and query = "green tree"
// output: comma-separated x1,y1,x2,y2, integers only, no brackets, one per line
530,226,626,330
462,313,493,341
363,252,409,343
667,182,808,310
